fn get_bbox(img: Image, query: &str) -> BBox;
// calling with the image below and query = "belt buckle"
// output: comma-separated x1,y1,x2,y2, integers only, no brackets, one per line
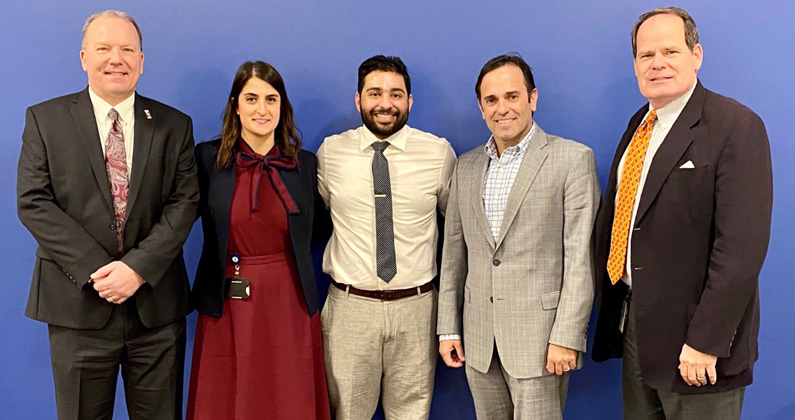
380,289,398,301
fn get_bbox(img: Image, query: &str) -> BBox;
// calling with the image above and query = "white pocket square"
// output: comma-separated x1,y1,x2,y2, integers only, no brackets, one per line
679,160,695,169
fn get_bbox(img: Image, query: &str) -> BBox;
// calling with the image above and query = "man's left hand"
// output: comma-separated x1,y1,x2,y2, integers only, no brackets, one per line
91,261,145,304
678,343,718,386
546,343,578,376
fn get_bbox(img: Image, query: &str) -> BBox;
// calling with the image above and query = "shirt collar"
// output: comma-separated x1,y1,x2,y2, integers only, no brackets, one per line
358,124,409,152
484,122,535,161
650,81,697,130
88,88,135,126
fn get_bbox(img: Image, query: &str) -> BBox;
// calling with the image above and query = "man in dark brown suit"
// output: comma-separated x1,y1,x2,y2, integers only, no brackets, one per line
592,7,772,419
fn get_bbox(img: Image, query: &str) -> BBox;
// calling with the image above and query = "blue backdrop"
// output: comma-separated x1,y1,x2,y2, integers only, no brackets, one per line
1,1,793,419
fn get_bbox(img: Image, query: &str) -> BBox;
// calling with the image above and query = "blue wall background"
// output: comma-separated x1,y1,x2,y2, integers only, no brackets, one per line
1,1,793,418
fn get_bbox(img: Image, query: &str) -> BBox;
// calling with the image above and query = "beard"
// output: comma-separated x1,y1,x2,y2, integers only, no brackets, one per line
360,107,409,139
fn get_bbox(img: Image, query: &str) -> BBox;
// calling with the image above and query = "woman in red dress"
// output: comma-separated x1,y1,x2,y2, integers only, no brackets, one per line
187,61,330,419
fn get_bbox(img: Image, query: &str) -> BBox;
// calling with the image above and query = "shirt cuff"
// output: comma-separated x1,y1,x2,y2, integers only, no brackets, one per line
439,334,461,342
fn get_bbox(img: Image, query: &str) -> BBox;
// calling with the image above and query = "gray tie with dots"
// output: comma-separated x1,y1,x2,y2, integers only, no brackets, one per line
371,141,397,282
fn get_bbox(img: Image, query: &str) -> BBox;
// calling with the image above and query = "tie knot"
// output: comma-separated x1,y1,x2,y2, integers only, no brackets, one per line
646,109,658,124
371,141,389,152
108,108,120,122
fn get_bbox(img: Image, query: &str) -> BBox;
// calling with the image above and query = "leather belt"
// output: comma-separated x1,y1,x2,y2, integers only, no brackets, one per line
332,281,434,301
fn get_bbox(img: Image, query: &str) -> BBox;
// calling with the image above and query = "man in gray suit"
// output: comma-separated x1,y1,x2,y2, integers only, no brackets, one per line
437,53,599,419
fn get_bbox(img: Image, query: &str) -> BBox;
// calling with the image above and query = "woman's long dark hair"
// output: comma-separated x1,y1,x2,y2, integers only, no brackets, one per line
216,61,301,168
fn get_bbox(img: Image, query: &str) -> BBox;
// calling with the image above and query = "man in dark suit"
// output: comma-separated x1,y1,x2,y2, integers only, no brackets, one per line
17,10,198,419
592,7,773,419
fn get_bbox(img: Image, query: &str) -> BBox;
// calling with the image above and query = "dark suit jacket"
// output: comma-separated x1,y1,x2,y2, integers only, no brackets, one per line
191,139,330,317
18,88,199,330
592,81,773,393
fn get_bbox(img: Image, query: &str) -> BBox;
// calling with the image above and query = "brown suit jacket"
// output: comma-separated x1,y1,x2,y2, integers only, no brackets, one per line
592,81,773,393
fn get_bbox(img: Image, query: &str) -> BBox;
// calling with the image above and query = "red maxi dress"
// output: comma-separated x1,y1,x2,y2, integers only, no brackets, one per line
187,142,330,419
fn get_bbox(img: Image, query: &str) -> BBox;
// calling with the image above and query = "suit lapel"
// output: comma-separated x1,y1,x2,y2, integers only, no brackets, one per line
469,152,496,249
279,164,302,214
126,94,154,219
495,126,548,249
70,89,113,210
634,83,704,225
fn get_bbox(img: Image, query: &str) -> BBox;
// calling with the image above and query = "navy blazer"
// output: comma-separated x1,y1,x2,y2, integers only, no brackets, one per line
192,139,330,317
592,81,773,393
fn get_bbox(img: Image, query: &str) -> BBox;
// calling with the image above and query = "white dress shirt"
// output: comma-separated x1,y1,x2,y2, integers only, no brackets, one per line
88,88,135,172
317,125,457,290
617,82,696,287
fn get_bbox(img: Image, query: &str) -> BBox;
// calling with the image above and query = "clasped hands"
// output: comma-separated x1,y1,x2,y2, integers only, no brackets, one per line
439,340,577,376
90,261,145,304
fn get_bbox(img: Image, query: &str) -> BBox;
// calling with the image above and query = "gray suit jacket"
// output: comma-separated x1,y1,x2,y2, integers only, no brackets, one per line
437,125,599,378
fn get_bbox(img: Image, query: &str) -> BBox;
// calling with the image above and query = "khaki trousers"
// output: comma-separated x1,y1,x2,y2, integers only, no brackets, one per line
321,285,437,420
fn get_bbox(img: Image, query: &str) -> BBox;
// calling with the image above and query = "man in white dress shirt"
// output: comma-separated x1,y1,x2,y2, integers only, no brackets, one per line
317,55,456,419
17,10,197,419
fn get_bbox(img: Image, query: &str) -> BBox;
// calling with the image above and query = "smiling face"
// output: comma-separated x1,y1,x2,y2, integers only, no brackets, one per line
80,16,144,105
237,76,281,146
478,64,538,151
355,70,413,139
634,13,702,108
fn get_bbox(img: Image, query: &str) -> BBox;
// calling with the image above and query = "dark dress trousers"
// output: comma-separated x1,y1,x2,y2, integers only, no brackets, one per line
191,139,330,318
592,81,773,394
17,88,199,419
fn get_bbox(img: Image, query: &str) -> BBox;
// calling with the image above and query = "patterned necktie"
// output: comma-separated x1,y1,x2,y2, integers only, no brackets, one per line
606,110,657,284
105,108,129,258
371,141,397,282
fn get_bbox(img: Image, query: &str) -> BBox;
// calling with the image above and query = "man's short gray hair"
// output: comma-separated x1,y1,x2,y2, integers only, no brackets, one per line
81,10,142,51
631,7,699,57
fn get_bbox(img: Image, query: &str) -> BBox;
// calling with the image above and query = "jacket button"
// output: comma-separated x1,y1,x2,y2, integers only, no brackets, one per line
109,222,116,230
493,259,501,266
490,296,494,303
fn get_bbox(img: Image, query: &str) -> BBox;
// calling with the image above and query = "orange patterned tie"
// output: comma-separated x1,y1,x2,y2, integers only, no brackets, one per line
607,110,657,285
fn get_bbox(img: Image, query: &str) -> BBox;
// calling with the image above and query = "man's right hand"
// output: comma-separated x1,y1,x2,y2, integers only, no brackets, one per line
439,339,465,368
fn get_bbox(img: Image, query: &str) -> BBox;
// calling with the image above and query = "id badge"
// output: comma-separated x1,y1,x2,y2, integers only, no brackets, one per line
226,253,249,299
227,277,250,299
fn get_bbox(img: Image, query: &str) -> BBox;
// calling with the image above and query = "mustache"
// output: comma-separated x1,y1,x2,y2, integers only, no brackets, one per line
370,108,398,116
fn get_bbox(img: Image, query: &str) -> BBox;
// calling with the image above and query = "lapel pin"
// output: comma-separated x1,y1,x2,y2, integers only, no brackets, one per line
144,109,152,119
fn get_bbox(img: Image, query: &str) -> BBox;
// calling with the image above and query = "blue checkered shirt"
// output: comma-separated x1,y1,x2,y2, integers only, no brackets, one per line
482,124,535,242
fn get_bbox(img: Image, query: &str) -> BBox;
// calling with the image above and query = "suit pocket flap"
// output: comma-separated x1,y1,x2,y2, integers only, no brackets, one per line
541,291,561,310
